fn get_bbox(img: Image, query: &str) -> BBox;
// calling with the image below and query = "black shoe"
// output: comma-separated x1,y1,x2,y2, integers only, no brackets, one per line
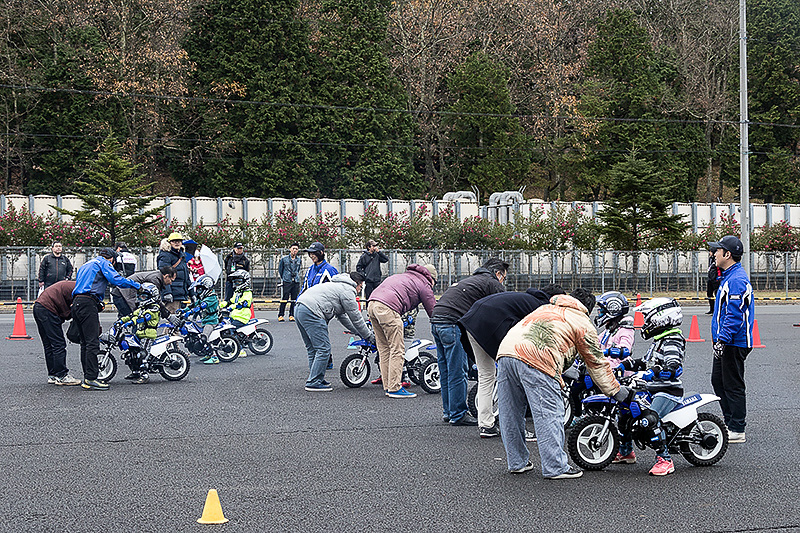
450,414,479,426
442,415,450,423
510,461,535,474
124,372,140,380
546,467,583,480
480,422,501,438
705,309,713,315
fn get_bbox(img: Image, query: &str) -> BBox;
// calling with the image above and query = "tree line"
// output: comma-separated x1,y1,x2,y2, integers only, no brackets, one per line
1,0,798,205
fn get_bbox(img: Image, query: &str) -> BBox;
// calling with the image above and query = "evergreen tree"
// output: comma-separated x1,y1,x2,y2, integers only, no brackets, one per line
445,52,531,202
313,0,421,199
598,152,688,251
180,0,320,198
54,134,164,245
746,0,800,203
575,9,705,202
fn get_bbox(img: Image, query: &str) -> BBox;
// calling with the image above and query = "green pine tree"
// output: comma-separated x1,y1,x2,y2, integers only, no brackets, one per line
445,52,531,202
598,152,688,251
54,134,164,245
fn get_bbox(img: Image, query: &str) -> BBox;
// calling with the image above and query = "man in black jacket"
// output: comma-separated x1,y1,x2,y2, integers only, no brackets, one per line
38,242,73,290
430,258,509,426
224,242,250,300
458,284,565,437
356,239,389,299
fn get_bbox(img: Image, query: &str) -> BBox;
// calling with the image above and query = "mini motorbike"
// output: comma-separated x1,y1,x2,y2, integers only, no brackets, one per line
568,374,728,470
339,332,440,394
159,309,242,362
97,321,190,382
219,308,274,355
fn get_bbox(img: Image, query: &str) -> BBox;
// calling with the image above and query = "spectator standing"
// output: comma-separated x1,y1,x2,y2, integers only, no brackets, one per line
110,266,177,317
458,284,565,437
277,243,302,321
72,249,140,390
295,273,373,392
368,264,438,398
496,290,627,479
114,242,137,277
356,239,389,299
430,258,509,426
706,251,720,314
301,242,338,293
184,240,205,282
157,232,191,313
38,242,73,290
709,235,754,444
34,280,80,385
224,242,251,300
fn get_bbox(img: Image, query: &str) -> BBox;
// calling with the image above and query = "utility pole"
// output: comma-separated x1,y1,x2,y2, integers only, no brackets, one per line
739,0,750,275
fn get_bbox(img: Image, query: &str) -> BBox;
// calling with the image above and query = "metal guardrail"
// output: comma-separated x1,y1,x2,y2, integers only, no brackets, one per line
4,247,799,302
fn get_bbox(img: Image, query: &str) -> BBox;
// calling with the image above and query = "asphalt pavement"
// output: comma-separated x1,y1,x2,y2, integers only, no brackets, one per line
1,305,798,532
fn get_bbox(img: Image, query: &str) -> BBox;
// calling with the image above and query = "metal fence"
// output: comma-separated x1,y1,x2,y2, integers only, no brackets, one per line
5,247,800,302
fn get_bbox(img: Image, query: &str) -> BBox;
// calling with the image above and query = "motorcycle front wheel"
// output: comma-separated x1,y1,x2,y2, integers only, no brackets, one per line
158,348,191,381
679,412,729,466
214,332,241,362
340,353,370,388
407,355,431,385
247,327,274,355
97,350,117,382
568,415,619,470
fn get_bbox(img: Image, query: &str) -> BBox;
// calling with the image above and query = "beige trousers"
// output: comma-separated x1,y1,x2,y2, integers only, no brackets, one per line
367,301,405,393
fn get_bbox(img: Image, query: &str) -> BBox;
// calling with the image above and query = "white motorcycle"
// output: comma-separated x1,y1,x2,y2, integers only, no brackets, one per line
219,310,274,355
97,322,189,382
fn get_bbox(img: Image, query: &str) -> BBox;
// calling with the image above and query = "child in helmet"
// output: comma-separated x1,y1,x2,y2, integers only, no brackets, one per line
120,283,162,384
220,270,252,357
568,291,636,425
188,274,221,364
615,297,686,476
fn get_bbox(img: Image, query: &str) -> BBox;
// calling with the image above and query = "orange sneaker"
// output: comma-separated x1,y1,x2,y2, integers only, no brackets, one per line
288,316,295,321
278,316,285,322
649,457,675,476
612,451,637,464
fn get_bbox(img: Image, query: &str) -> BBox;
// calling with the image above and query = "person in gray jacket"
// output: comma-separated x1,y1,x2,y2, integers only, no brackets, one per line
277,243,302,321
295,272,374,392
110,266,177,317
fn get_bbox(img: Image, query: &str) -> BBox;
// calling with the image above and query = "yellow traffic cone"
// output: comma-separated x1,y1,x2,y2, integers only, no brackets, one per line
197,489,229,524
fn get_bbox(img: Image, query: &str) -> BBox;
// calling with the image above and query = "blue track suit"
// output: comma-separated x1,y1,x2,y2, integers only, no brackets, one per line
300,261,338,295
710,261,754,433
72,256,140,382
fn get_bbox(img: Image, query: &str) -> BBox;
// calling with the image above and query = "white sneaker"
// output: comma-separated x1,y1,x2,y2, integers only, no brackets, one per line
728,430,746,443
510,461,535,474
238,350,247,358
525,429,537,442
47,375,57,384
54,374,81,386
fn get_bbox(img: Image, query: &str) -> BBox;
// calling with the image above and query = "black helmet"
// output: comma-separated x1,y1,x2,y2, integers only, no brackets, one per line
191,275,216,300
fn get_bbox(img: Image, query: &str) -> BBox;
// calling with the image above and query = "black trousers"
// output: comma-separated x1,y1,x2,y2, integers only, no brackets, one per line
278,281,299,317
112,294,133,318
364,281,380,300
711,344,751,432
72,295,102,381
33,302,68,378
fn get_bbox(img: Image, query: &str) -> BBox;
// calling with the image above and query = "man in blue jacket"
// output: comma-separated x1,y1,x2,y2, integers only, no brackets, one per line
708,235,754,443
301,242,338,294
72,248,141,390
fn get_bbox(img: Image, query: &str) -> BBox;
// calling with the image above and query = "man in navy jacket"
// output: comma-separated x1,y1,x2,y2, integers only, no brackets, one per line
709,235,754,443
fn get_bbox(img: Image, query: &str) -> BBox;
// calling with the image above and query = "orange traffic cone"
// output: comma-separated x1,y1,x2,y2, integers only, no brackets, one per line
197,489,228,524
7,297,31,340
633,311,644,329
636,293,642,307
685,315,705,342
752,319,765,348
250,304,255,319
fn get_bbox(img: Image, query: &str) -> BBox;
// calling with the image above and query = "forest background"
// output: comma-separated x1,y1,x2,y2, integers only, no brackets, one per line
1,0,798,209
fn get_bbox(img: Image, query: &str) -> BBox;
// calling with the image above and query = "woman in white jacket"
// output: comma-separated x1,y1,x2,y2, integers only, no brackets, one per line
295,272,374,391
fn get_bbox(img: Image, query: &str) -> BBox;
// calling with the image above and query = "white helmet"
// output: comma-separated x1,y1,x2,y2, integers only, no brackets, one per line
636,297,683,339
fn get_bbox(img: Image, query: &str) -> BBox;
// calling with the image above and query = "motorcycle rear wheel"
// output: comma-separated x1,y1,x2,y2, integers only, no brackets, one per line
97,350,117,382
407,355,431,385
568,415,619,470
679,412,728,466
340,353,370,388
214,332,241,362
247,327,274,355
158,348,191,381
419,358,441,394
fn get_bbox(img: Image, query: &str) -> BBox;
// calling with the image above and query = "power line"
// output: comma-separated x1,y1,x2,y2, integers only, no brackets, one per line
4,83,799,129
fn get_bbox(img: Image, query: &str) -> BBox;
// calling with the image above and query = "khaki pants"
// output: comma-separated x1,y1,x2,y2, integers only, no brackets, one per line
467,331,496,428
367,301,405,393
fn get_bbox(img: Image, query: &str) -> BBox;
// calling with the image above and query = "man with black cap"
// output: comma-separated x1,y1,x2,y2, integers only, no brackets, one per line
708,235,754,444
301,242,338,294
72,248,141,390
224,242,250,300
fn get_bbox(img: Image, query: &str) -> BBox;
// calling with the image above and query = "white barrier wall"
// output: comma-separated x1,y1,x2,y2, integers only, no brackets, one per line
4,195,799,233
